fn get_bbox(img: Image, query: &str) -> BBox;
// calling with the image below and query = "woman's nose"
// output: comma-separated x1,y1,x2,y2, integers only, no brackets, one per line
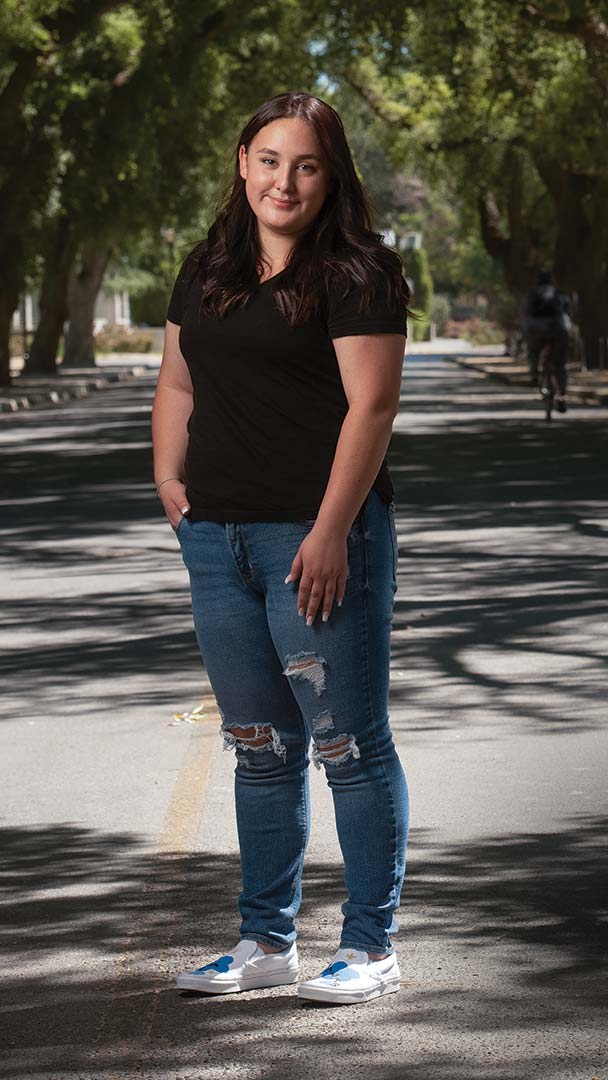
275,169,296,192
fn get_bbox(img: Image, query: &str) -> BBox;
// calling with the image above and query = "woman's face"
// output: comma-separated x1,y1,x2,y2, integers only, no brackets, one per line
239,117,331,243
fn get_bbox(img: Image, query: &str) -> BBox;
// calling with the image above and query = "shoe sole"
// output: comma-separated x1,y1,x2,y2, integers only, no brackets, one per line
297,978,400,1005
176,969,299,993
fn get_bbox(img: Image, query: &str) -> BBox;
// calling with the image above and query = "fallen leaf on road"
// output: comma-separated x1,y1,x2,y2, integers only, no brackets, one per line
169,703,208,725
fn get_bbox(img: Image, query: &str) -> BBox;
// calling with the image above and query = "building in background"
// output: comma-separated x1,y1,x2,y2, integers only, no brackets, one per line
12,286,131,337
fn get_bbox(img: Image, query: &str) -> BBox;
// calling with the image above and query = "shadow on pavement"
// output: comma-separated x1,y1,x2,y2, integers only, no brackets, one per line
1,360,606,1078
0,816,605,1077
2,379,607,737
386,379,607,737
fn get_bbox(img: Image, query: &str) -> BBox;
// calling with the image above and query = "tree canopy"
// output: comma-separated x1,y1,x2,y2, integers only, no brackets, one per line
1,0,606,380
321,0,608,364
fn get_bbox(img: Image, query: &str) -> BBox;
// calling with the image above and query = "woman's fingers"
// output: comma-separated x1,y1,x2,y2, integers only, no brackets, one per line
290,535,348,625
299,575,340,625
318,580,336,623
296,574,312,619
158,480,190,530
303,583,324,626
172,499,191,530
335,572,346,608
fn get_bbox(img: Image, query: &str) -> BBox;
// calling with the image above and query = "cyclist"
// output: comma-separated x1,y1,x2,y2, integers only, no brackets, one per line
524,270,573,412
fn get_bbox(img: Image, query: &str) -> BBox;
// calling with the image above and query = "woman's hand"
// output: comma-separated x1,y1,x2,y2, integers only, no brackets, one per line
159,479,191,530
285,524,348,625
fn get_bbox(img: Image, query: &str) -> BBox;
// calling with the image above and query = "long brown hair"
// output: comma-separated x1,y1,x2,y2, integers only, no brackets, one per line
184,91,411,325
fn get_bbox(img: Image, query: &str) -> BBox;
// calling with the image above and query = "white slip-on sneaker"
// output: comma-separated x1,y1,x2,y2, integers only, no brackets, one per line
175,939,299,994
297,947,400,1004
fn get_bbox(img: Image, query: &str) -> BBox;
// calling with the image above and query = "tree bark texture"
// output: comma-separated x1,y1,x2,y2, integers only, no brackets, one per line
25,217,80,375
0,286,20,386
63,245,111,367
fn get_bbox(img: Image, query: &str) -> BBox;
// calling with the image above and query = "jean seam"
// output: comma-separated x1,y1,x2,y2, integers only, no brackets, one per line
338,502,399,955
387,506,398,588
364,501,401,954
223,523,264,600
285,718,311,923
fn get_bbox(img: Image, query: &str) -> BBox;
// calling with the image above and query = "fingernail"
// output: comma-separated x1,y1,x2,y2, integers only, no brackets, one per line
337,600,343,607
285,575,292,584
322,613,329,622
298,608,304,617
181,507,189,514
306,616,313,626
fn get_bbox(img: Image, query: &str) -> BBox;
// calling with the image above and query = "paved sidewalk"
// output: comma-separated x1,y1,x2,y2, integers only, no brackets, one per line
445,349,608,406
1,353,161,412
7,341,606,412
1,352,606,1080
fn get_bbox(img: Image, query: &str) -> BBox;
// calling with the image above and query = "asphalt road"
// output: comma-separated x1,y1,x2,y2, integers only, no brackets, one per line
1,350,606,1080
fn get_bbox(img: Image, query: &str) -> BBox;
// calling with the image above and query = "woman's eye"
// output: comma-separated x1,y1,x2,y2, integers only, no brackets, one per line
261,158,314,171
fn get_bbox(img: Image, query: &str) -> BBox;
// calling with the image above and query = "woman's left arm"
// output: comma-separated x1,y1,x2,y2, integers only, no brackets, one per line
316,332,406,536
285,332,405,626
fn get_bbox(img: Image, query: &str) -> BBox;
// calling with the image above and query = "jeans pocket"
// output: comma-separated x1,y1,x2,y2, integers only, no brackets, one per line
175,515,188,538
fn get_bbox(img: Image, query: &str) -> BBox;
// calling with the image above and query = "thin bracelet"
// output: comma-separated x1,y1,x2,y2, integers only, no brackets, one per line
156,476,183,496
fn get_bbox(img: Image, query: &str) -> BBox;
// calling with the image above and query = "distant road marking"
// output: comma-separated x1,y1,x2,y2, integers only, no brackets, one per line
159,693,221,853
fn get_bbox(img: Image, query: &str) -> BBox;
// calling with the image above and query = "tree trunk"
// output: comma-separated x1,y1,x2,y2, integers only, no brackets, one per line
478,147,546,295
0,3,129,383
536,163,608,370
0,285,20,386
0,128,56,385
24,216,79,375
63,244,111,367
578,296,605,371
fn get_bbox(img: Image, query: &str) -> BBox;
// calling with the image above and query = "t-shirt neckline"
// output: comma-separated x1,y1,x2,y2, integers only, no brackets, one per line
258,266,288,287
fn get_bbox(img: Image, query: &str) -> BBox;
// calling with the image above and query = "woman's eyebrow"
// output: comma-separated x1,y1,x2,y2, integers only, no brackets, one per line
256,147,322,161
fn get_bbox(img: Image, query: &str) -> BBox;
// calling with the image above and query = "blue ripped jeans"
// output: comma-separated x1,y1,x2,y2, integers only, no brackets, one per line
176,488,410,955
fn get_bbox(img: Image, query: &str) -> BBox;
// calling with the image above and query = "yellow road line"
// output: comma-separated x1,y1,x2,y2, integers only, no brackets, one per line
159,693,221,853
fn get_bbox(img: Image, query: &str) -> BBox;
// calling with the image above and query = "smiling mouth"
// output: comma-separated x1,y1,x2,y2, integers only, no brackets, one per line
269,197,298,207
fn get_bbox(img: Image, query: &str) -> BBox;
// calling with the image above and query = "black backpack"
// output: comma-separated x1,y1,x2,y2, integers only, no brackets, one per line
530,285,563,318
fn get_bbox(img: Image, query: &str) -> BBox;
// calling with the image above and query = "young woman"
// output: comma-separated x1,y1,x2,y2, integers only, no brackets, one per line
152,91,411,1006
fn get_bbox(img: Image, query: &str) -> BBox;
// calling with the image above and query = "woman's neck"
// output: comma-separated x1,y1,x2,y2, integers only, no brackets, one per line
257,232,297,280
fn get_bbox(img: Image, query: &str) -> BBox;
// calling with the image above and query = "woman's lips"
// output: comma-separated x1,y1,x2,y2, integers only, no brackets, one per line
269,197,298,208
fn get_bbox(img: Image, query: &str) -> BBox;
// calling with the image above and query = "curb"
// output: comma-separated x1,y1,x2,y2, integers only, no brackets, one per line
445,355,608,407
0,366,152,413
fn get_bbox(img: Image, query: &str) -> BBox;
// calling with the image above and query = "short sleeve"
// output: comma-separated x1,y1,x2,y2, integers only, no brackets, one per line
166,253,199,325
326,270,408,340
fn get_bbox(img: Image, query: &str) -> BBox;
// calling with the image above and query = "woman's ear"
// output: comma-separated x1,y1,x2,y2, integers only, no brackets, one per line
238,144,248,181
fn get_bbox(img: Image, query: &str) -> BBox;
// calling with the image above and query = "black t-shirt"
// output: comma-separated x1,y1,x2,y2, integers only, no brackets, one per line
166,256,407,522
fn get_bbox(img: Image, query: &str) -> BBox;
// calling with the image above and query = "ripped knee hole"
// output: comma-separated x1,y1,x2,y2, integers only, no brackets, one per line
221,722,287,763
312,733,360,769
282,652,327,695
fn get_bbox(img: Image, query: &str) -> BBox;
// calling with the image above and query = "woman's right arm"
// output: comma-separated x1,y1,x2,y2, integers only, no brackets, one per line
151,320,194,529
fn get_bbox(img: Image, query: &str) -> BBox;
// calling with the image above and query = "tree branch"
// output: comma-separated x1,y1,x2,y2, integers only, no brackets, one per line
518,2,608,52
478,189,511,262
342,70,414,128
344,69,504,154
0,0,131,136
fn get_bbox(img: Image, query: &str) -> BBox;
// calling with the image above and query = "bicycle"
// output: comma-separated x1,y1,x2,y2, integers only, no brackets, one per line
537,338,561,421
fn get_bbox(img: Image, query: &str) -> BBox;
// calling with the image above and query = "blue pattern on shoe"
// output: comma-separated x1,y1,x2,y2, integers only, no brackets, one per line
193,954,233,973
320,961,358,980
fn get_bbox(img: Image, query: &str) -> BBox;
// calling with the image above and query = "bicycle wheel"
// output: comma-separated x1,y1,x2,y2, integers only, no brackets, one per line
538,345,553,421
